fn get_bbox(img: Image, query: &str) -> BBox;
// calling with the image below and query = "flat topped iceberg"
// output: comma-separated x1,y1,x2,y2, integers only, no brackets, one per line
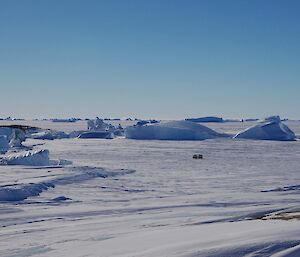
185,116,224,123
125,120,227,140
233,116,296,141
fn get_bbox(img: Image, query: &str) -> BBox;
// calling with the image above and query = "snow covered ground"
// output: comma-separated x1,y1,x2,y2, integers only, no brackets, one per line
1,120,300,256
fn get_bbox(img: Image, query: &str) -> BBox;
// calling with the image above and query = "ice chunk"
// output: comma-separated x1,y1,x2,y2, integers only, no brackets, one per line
85,118,123,137
125,120,227,140
0,127,26,148
8,128,26,147
1,149,50,166
0,135,9,153
78,131,114,139
31,130,69,140
87,117,114,132
233,116,296,141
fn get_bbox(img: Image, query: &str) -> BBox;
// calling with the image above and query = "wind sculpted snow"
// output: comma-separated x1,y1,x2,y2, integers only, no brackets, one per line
0,120,300,256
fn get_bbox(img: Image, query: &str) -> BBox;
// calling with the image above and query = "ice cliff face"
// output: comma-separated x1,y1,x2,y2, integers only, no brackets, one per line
0,135,9,153
125,120,227,140
0,127,26,152
234,116,296,141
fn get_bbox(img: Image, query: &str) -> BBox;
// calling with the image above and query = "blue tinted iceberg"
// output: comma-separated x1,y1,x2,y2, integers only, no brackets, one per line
233,116,295,141
0,135,9,153
1,149,50,166
125,120,227,140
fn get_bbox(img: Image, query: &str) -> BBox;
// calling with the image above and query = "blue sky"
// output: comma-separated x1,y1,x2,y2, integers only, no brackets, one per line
0,0,299,119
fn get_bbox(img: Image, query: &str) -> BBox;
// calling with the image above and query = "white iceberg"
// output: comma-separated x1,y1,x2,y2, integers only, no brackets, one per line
0,126,26,150
87,117,114,132
79,117,123,139
31,130,69,140
1,149,50,166
233,116,296,141
125,120,227,140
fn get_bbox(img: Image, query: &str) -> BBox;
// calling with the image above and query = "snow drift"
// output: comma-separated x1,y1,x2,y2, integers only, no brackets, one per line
233,116,296,141
125,120,227,140
0,166,135,201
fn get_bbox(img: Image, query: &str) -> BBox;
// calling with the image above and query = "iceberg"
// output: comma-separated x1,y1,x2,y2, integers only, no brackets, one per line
233,116,296,141
79,117,123,138
125,120,227,140
0,135,9,153
87,117,114,132
0,126,26,149
185,116,224,123
0,149,50,166
31,130,69,140
78,131,114,139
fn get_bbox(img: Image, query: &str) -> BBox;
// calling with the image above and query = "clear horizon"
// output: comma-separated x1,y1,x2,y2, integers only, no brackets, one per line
1,0,300,120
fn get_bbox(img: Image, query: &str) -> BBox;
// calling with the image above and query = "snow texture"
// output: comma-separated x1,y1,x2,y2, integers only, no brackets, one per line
0,120,300,257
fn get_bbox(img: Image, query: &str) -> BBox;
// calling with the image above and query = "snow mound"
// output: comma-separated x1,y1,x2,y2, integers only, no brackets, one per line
234,116,296,141
1,149,50,166
125,120,227,140
0,166,135,201
0,182,55,201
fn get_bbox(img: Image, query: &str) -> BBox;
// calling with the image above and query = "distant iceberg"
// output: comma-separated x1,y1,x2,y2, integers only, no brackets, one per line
31,130,69,140
125,120,227,140
233,116,296,141
0,126,26,152
77,117,124,139
185,116,224,123
78,131,114,139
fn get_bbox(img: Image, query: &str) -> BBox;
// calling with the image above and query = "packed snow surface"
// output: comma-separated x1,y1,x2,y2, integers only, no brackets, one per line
125,120,227,140
0,120,300,257
234,116,296,141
